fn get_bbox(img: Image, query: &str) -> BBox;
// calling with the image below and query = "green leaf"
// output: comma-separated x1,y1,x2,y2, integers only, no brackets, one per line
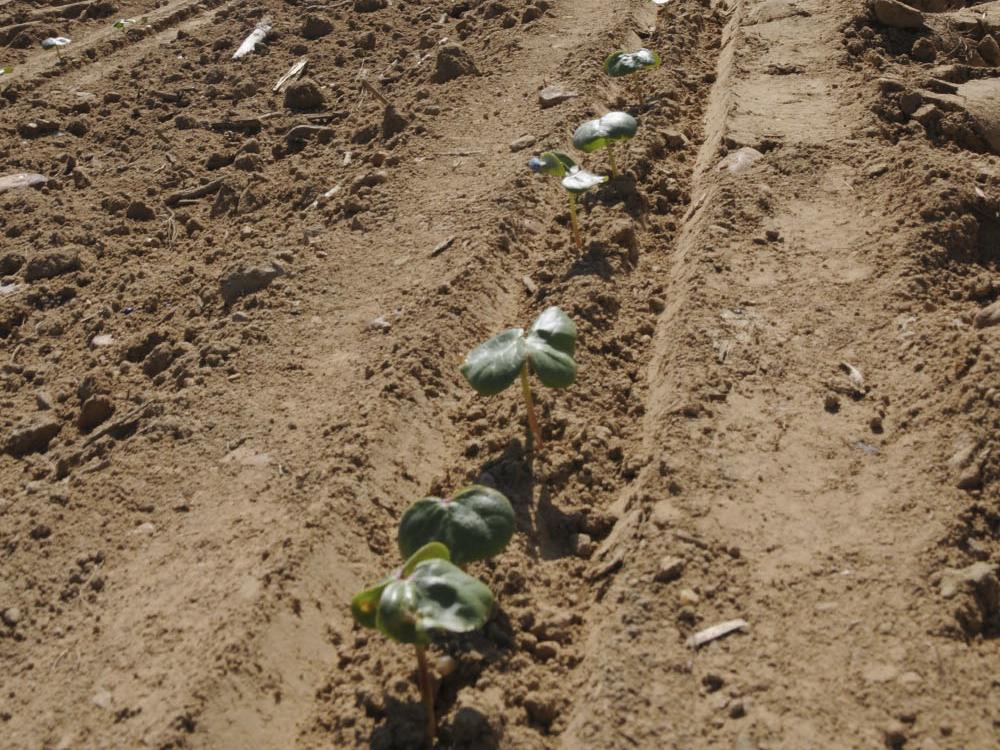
460,327,527,396
377,558,493,644
351,573,395,629
603,49,661,77
525,306,577,388
398,486,515,565
529,151,577,177
0,67,11,76
572,111,639,153
561,168,607,194
401,541,451,576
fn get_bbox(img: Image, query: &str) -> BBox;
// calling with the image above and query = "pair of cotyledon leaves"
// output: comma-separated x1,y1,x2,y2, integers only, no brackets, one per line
529,151,607,194
460,305,578,394
353,486,515,644
603,48,662,78
572,111,639,154
351,542,494,645
41,37,71,49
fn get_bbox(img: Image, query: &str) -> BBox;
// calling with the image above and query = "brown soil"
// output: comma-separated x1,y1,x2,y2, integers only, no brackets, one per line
2,0,999,748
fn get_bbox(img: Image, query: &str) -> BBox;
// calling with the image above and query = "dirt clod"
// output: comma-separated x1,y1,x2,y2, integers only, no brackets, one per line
434,43,479,83
283,79,325,111
24,250,80,281
5,418,61,456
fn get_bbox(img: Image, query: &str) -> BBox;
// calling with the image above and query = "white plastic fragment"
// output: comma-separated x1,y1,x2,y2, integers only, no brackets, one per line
686,618,748,648
839,361,865,393
273,57,308,92
717,147,763,174
233,20,271,60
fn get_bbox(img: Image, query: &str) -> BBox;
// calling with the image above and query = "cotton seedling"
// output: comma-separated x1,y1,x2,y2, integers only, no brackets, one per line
398,485,515,567
603,48,661,105
0,67,11,76
573,112,638,178
528,151,607,249
460,306,577,451
40,37,71,61
351,542,494,748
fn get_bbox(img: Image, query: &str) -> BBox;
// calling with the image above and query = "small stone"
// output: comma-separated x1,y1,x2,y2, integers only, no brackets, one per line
350,170,388,192
571,532,594,558
205,152,233,170
509,135,536,152
91,334,114,348
662,129,690,149
873,0,924,30
25,250,80,281
882,719,908,749
142,343,176,377
381,105,408,139
522,5,543,22
654,556,685,583
132,522,156,535
66,119,88,137
220,262,285,305
0,252,25,275
973,299,1000,329
534,641,560,660
284,79,325,111
301,13,333,39
2,607,21,627
538,85,579,109
980,35,1000,66
911,37,936,63
702,673,725,692
30,524,52,540
899,91,922,116
729,700,747,719
125,201,155,221
824,394,840,413
354,0,387,11
649,296,666,313
72,168,91,188
5,418,61,456
233,154,263,172
355,31,376,50
91,689,113,711
679,588,700,605
35,391,55,411
911,103,942,127
434,43,479,83
78,395,114,432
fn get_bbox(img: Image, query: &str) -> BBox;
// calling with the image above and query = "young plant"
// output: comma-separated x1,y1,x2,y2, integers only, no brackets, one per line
528,151,607,249
113,17,147,32
603,49,661,105
0,67,11,77
398,485,515,567
572,111,639,178
351,542,494,749
41,36,71,60
460,306,577,451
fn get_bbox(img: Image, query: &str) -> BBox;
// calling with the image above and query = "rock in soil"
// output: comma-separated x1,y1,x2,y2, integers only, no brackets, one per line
938,562,999,635
220,262,285,305
5,418,62,457
283,79,325,111
434,43,479,82
973,299,1000,328
78,396,115,432
24,250,80,281
872,0,924,30
301,14,333,40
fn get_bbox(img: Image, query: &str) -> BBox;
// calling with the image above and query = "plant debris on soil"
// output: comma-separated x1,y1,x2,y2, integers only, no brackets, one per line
1,0,999,748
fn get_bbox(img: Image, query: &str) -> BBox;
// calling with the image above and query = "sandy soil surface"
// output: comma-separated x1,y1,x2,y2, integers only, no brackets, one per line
1,0,999,748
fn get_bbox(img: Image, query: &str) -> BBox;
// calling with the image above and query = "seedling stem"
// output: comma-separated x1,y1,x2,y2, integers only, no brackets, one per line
520,362,544,450
607,143,618,177
567,192,582,250
415,645,436,748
